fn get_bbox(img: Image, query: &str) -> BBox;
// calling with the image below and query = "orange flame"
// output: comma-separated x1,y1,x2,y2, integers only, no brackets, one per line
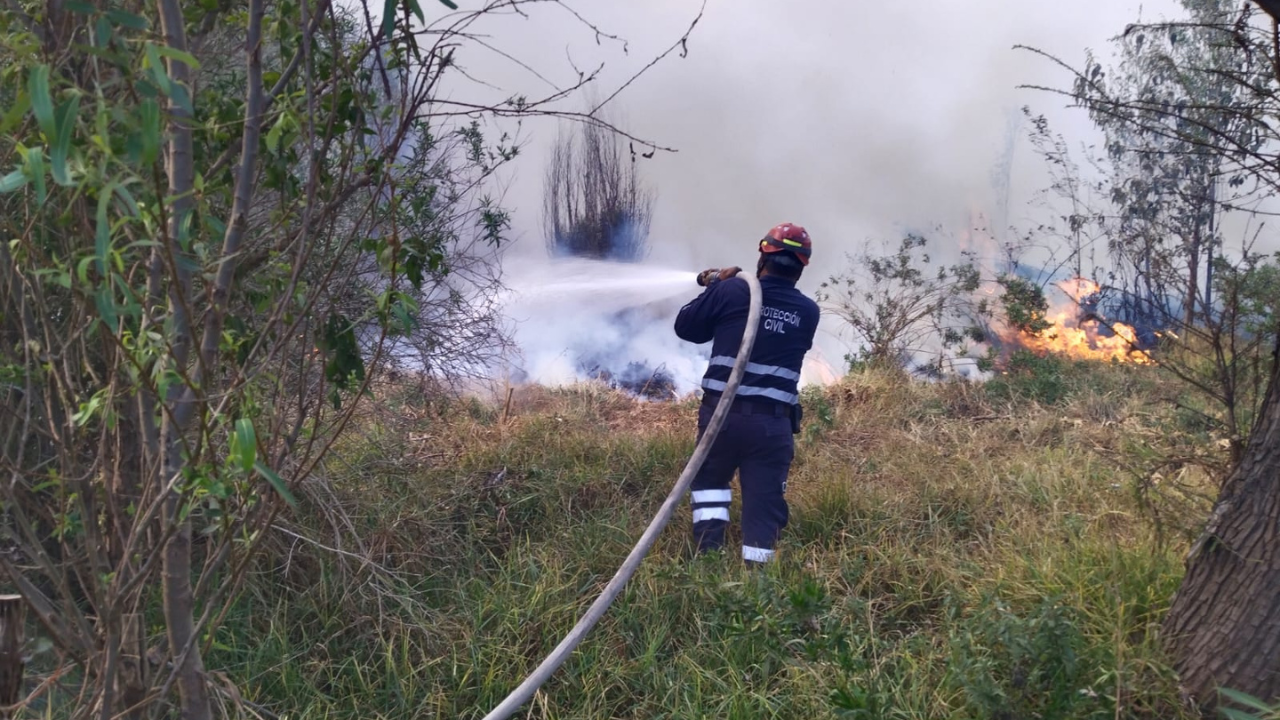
802,347,841,386
995,277,1153,365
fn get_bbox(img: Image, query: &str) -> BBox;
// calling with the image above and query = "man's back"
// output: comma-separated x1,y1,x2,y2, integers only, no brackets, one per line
674,274,820,407
674,222,817,564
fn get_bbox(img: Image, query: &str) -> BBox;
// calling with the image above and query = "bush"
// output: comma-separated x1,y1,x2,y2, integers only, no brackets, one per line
799,385,837,443
985,351,1074,405
949,595,1094,720
544,117,654,262
818,234,983,372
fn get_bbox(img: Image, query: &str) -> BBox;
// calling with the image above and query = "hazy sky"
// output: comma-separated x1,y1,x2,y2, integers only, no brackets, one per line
429,0,1201,381
441,0,1185,277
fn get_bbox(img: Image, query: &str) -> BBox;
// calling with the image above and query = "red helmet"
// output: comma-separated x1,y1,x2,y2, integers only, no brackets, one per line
759,223,812,266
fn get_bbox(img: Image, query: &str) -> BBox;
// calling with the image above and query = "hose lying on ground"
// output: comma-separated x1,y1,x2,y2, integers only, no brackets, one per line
479,273,763,720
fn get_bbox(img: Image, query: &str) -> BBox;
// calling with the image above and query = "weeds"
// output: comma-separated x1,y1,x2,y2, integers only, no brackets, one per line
207,368,1212,719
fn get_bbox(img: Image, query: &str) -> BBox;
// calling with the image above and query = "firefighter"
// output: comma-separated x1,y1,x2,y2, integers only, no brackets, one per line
674,223,820,565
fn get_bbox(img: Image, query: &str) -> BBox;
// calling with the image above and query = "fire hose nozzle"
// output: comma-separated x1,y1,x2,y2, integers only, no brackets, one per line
697,266,742,287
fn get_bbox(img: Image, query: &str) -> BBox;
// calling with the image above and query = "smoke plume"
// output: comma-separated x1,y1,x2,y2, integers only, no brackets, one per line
446,1,1187,389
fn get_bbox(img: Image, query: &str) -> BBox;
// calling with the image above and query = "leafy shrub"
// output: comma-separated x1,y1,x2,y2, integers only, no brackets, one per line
985,351,1073,405
997,275,1053,335
707,571,847,658
799,385,837,443
818,234,984,371
949,594,1099,720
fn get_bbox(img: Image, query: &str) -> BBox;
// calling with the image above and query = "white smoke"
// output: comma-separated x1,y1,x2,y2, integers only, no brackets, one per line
494,257,709,393
492,256,843,394
433,1,1194,390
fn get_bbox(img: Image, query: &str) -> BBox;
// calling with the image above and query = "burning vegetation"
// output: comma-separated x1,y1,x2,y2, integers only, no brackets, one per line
989,277,1154,367
818,232,1159,379
579,358,679,400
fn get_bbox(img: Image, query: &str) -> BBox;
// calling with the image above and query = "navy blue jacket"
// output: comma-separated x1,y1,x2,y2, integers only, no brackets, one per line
675,274,820,406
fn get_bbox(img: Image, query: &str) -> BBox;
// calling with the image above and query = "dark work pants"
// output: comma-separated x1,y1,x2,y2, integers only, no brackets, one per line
689,401,795,563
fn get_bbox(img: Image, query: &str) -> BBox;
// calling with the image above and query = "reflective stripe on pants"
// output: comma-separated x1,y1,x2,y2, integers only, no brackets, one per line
689,401,793,559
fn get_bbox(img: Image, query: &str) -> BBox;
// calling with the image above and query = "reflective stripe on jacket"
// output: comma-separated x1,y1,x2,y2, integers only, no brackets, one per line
674,274,820,407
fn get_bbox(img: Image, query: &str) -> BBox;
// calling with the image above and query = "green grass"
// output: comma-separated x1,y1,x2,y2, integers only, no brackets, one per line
211,367,1214,719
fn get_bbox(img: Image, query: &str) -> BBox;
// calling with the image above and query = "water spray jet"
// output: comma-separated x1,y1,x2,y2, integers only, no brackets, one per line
497,257,709,396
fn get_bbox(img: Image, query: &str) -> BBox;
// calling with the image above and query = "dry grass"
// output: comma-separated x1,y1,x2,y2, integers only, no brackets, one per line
214,363,1221,719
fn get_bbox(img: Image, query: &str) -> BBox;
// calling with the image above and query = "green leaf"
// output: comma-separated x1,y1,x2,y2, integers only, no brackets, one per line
381,0,396,37
155,368,182,401
32,266,71,289
0,91,30,135
1219,688,1276,714
64,1,94,14
25,147,46,206
76,256,95,285
254,460,298,507
105,8,148,29
390,292,419,334
135,80,159,99
113,273,141,321
124,130,143,166
232,418,256,472
169,82,193,116
437,0,457,8
94,287,117,329
71,392,104,427
406,0,425,22
0,170,27,193
51,95,80,186
153,45,201,70
28,65,55,140
265,114,284,153
176,206,196,252
204,213,226,239
95,183,114,275
94,16,112,48
112,183,139,217
138,99,161,165
143,43,170,96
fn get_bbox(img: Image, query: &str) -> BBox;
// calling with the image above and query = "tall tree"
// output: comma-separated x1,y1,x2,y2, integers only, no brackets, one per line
1159,3,1280,705
1163,348,1280,706
1023,0,1280,708
0,0,702,715
1074,0,1264,333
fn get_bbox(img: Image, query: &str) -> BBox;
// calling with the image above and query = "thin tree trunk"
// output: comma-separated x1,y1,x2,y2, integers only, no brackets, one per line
1204,181,1216,315
156,0,211,717
1163,333,1280,709
197,0,265,379
1185,231,1200,331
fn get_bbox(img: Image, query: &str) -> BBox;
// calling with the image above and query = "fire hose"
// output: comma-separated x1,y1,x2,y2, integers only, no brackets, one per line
479,272,763,720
